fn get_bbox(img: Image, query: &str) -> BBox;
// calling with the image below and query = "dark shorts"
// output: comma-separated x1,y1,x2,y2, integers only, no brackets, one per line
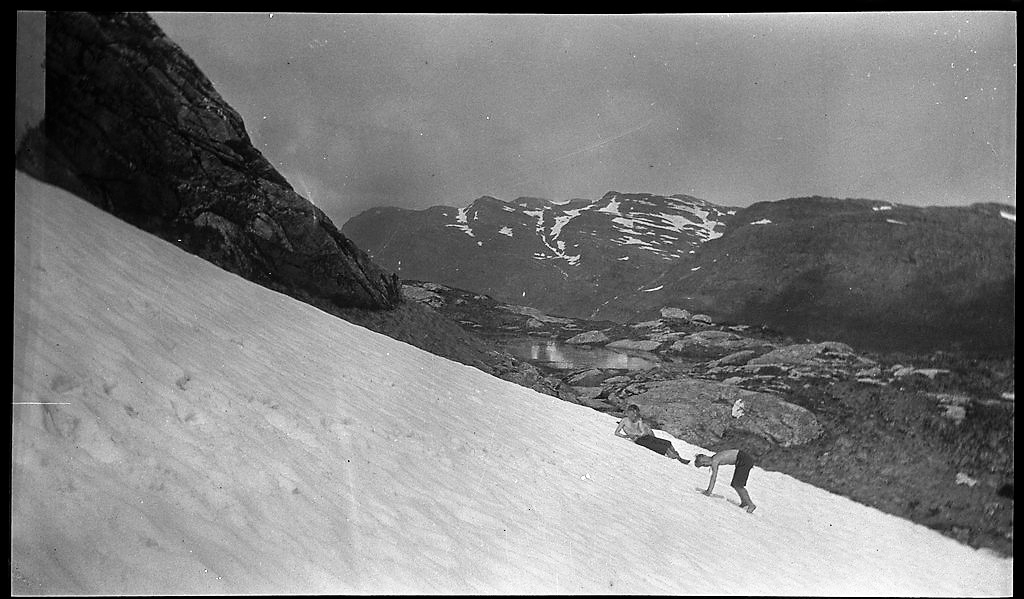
731,450,755,487
634,434,676,456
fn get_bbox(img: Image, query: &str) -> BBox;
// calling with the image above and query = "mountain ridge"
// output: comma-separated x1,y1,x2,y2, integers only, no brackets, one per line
343,192,1015,354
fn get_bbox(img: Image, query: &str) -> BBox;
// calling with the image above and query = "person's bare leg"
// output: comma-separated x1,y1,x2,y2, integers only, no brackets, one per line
734,485,756,512
665,447,690,464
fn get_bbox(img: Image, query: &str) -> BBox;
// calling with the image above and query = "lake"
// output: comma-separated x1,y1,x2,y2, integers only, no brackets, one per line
500,338,660,371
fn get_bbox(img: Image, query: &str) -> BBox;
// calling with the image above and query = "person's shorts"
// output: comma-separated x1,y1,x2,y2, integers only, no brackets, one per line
635,434,675,456
731,450,755,487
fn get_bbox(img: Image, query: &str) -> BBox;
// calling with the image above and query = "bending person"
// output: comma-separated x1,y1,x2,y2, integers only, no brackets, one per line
614,404,689,464
695,449,757,513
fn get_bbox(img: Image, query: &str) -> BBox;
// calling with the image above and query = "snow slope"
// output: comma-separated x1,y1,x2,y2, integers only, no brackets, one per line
11,172,1012,595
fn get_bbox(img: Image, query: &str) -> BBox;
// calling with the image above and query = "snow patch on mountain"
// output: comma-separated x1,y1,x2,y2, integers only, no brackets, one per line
446,206,476,237
550,208,586,239
595,194,728,257
440,191,731,264
598,196,621,214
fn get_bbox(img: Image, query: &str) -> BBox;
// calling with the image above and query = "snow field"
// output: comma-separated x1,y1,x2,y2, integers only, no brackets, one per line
12,172,1012,595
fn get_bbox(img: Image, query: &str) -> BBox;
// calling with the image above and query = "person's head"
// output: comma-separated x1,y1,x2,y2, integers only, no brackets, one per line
626,404,641,419
694,454,711,467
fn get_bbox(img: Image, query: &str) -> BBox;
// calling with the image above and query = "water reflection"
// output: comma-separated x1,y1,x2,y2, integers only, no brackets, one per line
505,338,659,371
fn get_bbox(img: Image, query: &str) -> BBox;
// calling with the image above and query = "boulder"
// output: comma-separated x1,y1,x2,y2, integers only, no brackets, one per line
402,284,445,308
568,390,614,410
645,331,689,343
711,350,759,367
566,330,610,345
630,319,665,329
498,304,574,324
606,339,663,352
493,360,560,397
566,369,610,387
955,472,980,487
659,307,692,321
15,12,401,313
892,365,916,378
667,330,772,359
931,393,971,424
748,342,867,368
691,314,714,325
855,365,883,378
908,368,951,379
569,386,604,400
618,378,823,448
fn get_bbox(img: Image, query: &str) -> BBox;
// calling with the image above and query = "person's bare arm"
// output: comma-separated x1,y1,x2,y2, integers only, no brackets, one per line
703,462,720,495
639,420,653,437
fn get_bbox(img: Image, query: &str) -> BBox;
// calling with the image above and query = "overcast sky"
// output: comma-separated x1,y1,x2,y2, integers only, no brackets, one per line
150,12,1016,225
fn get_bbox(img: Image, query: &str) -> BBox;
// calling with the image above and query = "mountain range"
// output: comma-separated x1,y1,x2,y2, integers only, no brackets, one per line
343,193,1016,354
343,191,733,321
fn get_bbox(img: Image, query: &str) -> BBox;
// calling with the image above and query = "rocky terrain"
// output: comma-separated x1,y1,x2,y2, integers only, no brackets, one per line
401,279,1015,557
345,194,1016,355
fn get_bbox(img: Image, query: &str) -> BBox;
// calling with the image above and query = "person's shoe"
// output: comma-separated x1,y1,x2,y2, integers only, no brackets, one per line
677,458,690,465
745,504,757,513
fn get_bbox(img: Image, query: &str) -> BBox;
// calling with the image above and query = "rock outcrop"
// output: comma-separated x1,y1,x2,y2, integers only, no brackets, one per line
659,307,692,321
16,11,401,313
565,368,612,387
606,339,663,352
566,330,611,345
710,350,759,367
401,285,445,308
666,330,774,359
606,378,823,448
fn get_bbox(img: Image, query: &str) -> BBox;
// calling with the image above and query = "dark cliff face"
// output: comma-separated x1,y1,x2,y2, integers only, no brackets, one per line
16,11,401,312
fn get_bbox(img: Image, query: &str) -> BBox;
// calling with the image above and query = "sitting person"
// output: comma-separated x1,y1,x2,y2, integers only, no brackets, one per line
614,404,689,464
694,449,757,513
